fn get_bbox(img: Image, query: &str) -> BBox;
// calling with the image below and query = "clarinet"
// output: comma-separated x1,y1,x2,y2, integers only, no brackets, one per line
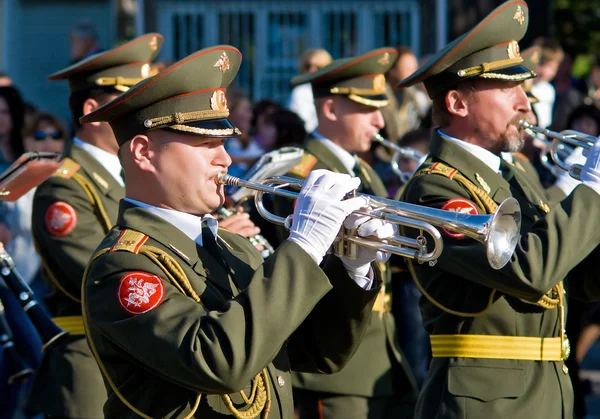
215,207,275,259
0,300,34,383
0,247,69,352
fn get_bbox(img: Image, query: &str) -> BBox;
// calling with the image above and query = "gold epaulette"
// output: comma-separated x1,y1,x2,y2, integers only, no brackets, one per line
110,229,149,253
53,157,81,179
290,153,318,178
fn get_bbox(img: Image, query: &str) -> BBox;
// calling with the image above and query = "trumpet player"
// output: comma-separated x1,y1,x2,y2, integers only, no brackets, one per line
79,45,395,418
397,1,600,418
270,48,418,419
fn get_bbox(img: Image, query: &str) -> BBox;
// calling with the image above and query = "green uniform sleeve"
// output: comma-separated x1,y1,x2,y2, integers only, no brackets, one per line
403,174,600,303
32,177,108,295
85,240,377,394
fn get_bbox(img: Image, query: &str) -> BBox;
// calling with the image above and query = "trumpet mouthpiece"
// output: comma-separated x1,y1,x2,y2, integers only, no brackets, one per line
518,120,532,130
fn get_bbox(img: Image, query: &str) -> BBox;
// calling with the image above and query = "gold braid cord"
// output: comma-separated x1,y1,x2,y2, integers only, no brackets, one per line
82,238,271,419
403,163,560,316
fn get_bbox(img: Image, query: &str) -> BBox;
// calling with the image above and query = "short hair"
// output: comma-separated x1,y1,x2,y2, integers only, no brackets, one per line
0,86,25,157
298,49,332,74
532,37,564,65
71,19,98,42
431,80,477,128
69,87,120,130
399,128,429,149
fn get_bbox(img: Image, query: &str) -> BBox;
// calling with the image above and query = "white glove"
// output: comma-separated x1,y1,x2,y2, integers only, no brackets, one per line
340,212,396,280
288,170,367,264
580,140,600,195
554,147,584,195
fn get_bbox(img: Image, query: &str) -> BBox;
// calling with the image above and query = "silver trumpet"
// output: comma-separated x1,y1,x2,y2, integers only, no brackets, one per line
215,206,275,259
372,133,425,183
218,173,521,270
519,120,597,180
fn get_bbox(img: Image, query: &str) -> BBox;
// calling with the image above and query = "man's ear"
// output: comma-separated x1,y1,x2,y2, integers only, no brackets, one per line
321,98,337,122
82,98,103,127
129,134,154,173
445,89,469,118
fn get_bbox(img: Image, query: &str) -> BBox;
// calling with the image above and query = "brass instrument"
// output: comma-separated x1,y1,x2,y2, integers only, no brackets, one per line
217,173,521,270
0,300,34,383
372,133,425,183
215,206,275,259
0,247,68,352
519,121,596,180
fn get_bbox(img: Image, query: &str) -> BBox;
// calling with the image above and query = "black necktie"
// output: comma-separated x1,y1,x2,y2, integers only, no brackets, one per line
499,160,515,182
201,225,228,270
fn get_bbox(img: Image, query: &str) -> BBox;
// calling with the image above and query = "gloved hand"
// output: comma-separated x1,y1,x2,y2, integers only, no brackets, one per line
554,147,584,195
580,140,600,195
340,212,396,279
287,170,367,265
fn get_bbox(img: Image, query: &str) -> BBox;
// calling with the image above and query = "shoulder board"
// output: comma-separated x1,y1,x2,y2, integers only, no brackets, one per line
52,158,81,179
415,161,459,179
110,229,149,254
290,153,318,178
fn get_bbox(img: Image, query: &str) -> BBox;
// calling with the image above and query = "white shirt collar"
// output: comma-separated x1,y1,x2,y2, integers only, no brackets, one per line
501,152,514,165
312,130,357,174
124,198,219,246
73,137,124,187
438,129,502,174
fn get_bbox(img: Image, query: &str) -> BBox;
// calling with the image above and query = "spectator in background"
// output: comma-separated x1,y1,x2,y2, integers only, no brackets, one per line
0,86,25,173
551,43,583,132
70,19,102,64
381,46,430,143
259,108,307,151
0,71,13,87
225,89,264,177
251,98,281,150
531,38,563,129
287,48,332,133
575,51,600,108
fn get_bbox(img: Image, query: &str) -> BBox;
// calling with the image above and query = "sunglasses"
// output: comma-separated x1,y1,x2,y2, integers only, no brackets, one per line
33,130,63,141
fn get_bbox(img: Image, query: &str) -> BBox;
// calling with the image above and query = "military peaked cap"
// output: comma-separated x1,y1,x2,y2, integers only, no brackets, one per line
48,33,164,93
291,47,397,108
80,45,242,145
398,0,534,98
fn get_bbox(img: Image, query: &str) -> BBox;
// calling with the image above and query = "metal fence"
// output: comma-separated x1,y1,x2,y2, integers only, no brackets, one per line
155,1,420,104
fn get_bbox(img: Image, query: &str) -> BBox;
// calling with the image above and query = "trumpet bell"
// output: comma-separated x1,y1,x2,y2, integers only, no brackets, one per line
487,197,520,270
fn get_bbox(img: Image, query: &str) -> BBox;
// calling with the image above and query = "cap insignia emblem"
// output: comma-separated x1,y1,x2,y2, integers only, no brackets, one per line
507,40,521,60
513,5,525,25
210,90,228,111
213,52,231,74
373,74,386,93
377,52,390,66
148,36,158,51
141,63,150,78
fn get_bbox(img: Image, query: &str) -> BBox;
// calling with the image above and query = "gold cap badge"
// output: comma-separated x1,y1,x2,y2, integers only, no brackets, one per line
507,40,521,60
213,52,231,74
149,36,158,51
513,5,525,25
378,52,390,66
210,90,228,111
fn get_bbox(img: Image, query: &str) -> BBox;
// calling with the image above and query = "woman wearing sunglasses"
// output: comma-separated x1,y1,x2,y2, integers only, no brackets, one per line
23,112,66,154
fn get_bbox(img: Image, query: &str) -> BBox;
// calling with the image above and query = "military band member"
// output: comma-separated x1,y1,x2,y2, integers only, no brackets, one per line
79,45,393,418
273,48,418,419
397,1,600,418
28,34,164,418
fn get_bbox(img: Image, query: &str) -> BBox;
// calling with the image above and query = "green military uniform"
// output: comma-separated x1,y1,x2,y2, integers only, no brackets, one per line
272,49,417,418
396,1,600,418
28,33,163,417
79,45,382,418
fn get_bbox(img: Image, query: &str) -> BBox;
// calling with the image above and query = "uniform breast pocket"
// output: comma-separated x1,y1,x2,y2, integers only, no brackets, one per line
447,365,526,402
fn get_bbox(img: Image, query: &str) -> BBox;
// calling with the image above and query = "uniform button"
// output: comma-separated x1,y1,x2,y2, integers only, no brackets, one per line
277,376,285,387
562,364,569,375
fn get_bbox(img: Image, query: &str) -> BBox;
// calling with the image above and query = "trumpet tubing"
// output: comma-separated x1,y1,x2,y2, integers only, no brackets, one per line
519,120,597,180
218,173,521,270
372,133,425,183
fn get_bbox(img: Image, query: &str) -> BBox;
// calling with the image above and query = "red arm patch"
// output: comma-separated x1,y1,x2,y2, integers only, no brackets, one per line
117,272,165,315
45,201,78,236
440,198,480,239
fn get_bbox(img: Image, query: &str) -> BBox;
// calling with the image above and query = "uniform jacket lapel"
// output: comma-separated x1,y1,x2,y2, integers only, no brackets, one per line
70,144,125,203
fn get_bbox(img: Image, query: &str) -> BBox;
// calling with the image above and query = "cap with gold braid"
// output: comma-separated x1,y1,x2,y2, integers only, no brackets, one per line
48,33,164,93
80,45,242,145
397,0,534,99
521,46,540,103
290,47,397,108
